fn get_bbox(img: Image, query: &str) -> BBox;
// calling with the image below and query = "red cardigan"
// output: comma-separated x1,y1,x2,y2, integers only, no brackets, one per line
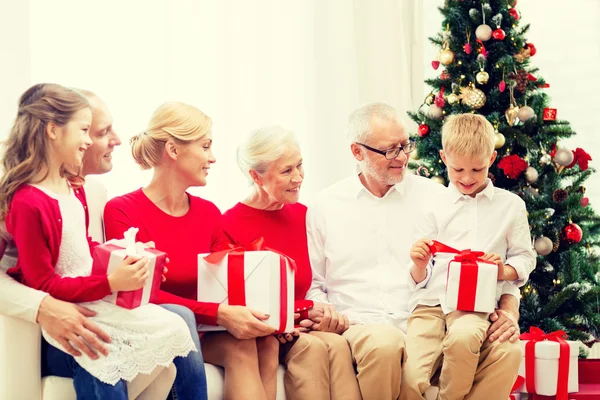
221,202,313,307
103,189,226,325
6,185,111,302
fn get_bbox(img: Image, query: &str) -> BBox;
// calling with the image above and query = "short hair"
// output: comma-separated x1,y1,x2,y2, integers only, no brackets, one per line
130,102,212,169
236,125,300,184
441,114,495,158
347,102,399,143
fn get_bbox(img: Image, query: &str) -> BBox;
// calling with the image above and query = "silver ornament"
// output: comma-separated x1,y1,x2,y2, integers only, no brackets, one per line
518,106,536,122
555,148,575,166
539,154,552,165
475,24,493,41
544,208,555,218
525,167,539,183
428,104,444,119
534,236,553,256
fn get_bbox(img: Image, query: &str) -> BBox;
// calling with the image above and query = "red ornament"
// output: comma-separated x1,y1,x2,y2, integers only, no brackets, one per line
418,124,430,137
492,29,506,40
434,86,446,108
567,148,593,171
526,43,537,56
543,108,557,121
509,8,520,20
440,70,450,80
499,81,506,92
498,155,528,179
432,60,440,70
581,197,590,207
527,73,538,81
549,143,557,157
464,42,472,55
562,223,583,244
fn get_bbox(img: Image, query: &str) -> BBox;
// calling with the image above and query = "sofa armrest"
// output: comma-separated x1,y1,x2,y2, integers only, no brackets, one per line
0,314,42,400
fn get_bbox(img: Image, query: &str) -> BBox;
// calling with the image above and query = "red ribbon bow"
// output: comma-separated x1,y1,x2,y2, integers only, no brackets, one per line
509,375,525,399
428,241,494,311
203,237,296,334
519,327,570,400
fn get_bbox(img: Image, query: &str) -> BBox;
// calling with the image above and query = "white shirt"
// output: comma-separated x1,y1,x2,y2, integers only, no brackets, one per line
306,173,447,332
408,180,536,314
0,179,107,323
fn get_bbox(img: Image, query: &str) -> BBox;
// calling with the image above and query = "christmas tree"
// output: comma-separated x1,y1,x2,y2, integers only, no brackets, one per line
408,0,600,345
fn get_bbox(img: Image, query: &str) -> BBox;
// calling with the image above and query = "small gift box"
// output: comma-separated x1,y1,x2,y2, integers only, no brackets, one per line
517,327,579,399
197,240,295,334
508,376,524,400
429,241,498,313
92,227,165,309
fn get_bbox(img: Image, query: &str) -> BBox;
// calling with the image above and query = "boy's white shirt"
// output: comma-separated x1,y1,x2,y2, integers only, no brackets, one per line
407,179,536,314
0,177,107,323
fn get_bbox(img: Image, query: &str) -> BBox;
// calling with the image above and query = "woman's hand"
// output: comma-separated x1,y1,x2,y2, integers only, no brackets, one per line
216,305,276,340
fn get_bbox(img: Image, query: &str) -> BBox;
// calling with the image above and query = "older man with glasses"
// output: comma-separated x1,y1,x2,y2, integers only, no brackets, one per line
304,102,522,399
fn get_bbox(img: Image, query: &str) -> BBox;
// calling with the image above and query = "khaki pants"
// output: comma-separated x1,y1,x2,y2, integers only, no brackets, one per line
343,324,406,400
283,331,361,400
402,305,521,400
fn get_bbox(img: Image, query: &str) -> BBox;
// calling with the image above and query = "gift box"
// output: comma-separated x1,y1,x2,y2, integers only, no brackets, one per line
516,327,579,399
92,227,165,309
197,244,295,334
508,376,524,400
429,241,498,313
508,393,521,400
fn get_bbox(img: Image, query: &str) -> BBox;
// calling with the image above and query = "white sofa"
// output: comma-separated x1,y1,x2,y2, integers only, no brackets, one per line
0,314,437,400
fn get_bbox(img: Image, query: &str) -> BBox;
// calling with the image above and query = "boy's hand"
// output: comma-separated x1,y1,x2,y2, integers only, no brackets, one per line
481,253,517,281
410,239,433,269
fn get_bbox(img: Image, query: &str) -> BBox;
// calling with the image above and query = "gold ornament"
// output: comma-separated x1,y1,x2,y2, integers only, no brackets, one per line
514,48,531,63
460,84,486,109
476,70,489,85
439,49,455,66
505,105,519,126
494,132,506,149
447,93,459,105
425,93,435,105
431,176,446,185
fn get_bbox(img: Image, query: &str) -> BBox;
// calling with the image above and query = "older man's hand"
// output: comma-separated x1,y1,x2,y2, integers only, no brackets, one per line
488,294,520,343
37,296,111,359
311,305,349,334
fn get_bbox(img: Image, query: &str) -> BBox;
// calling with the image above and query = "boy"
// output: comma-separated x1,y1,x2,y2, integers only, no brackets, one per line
401,114,536,400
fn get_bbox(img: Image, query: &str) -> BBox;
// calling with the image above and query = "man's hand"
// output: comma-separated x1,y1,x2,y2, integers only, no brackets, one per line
488,294,520,343
311,305,349,334
37,297,111,359
216,304,276,340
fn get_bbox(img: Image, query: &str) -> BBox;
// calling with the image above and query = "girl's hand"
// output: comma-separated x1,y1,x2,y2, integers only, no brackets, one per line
276,329,300,344
107,256,149,292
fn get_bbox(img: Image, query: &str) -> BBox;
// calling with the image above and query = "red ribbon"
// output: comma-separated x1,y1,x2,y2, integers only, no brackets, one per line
519,327,570,400
203,238,296,333
429,241,494,311
509,375,525,399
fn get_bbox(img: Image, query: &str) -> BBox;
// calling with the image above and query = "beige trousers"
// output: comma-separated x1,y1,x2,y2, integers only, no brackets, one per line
343,324,406,400
401,305,521,400
283,331,361,400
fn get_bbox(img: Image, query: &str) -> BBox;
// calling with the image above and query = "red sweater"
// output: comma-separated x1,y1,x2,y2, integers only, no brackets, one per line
6,185,111,302
221,202,312,303
103,189,226,325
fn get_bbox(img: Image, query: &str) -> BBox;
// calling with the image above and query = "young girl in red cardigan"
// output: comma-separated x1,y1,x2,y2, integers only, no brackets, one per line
0,84,195,399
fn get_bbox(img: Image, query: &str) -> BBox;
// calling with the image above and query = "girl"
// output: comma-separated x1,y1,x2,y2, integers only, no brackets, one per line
0,83,195,399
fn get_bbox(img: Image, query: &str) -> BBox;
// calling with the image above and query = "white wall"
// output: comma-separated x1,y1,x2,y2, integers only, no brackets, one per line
421,0,600,209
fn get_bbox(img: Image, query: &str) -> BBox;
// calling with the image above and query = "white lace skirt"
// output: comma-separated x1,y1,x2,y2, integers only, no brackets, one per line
43,301,196,385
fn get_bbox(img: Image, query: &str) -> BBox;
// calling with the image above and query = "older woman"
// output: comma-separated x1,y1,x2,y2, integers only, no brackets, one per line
221,126,361,400
103,102,279,400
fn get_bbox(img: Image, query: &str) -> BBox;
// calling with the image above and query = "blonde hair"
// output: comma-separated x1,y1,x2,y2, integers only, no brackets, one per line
441,114,495,158
130,102,212,169
0,83,89,219
236,125,299,184
347,102,399,143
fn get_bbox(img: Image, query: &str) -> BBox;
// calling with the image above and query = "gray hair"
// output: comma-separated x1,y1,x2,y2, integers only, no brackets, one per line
347,102,399,143
236,125,300,184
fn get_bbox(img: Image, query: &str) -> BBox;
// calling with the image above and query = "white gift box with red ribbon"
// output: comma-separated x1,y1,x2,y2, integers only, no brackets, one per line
91,228,165,309
197,247,295,333
516,328,579,397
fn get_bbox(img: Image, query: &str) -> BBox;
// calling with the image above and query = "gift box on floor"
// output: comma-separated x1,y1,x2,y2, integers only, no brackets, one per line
197,242,295,333
429,241,498,313
516,327,579,399
92,227,165,309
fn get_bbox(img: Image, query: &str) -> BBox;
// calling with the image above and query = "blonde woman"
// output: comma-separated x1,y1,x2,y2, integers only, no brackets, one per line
104,102,280,400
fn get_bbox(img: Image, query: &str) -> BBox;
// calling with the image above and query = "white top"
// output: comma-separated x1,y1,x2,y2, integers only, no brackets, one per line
0,179,106,323
307,173,446,332
408,180,536,314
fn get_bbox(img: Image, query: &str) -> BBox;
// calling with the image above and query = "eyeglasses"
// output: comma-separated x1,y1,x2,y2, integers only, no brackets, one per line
355,140,416,160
